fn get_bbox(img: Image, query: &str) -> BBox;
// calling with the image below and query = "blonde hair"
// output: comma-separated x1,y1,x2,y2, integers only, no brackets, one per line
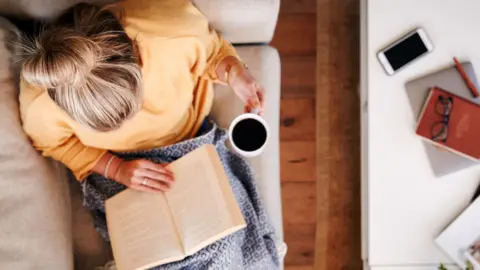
21,3,142,131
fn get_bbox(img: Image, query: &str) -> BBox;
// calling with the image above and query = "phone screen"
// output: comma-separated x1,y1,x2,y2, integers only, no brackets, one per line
384,32,428,71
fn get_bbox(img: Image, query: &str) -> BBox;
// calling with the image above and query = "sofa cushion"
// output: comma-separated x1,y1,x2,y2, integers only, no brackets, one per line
0,0,279,44
193,0,280,44
0,18,73,270
0,0,114,19
209,46,283,240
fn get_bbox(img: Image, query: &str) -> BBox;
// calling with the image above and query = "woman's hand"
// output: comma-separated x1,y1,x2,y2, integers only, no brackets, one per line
220,57,264,114
114,159,174,193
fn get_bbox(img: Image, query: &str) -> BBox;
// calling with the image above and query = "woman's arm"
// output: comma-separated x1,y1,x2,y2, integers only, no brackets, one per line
91,152,174,193
206,34,265,113
41,135,174,193
91,152,122,179
22,107,173,192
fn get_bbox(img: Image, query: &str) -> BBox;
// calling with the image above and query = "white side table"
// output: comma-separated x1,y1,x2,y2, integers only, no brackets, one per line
361,0,480,269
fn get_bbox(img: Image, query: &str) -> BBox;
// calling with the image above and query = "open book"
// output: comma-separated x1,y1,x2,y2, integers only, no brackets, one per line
105,145,246,270
435,196,480,269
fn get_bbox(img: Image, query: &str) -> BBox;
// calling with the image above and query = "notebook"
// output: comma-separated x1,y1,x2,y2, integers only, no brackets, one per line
416,87,480,160
435,197,480,270
405,62,480,177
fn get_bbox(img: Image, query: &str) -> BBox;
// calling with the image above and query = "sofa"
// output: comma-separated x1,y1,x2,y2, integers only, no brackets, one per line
0,0,283,269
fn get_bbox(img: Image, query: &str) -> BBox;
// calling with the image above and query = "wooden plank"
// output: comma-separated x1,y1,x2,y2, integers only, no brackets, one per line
282,182,316,224
284,223,316,266
281,141,316,182
315,0,362,269
280,98,315,141
285,266,314,270
271,14,316,57
284,240,315,266
280,0,316,14
281,56,316,98
275,1,318,269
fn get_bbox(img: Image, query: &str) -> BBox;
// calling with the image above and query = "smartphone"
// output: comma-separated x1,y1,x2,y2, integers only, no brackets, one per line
377,28,433,75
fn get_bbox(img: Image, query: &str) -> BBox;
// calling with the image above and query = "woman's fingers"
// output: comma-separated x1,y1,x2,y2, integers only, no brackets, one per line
244,85,265,115
138,159,173,176
141,177,170,191
131,177,170,192
138,169,174,184
254,87,265,115
256,85,265,105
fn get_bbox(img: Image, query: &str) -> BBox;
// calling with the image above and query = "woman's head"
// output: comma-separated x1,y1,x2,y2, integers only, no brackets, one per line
22,3,142,131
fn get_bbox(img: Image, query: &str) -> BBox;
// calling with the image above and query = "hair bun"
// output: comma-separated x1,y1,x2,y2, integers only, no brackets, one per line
22,27,101,88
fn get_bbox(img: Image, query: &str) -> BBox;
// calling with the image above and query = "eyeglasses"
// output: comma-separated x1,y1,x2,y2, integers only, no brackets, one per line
431,95,453,143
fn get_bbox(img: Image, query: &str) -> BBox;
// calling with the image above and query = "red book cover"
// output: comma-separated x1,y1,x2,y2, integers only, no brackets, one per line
416,87,480,160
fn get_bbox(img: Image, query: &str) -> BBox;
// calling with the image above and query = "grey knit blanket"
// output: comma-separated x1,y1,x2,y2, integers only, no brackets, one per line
81,123,280,270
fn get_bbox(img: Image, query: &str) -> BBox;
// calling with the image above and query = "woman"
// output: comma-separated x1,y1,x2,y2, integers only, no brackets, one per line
20,0,263,191
19,1,279,269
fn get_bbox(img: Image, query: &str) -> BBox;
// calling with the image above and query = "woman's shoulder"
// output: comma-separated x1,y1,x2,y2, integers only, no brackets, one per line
19,77,69,127
19,76,44,106
19,78,74,143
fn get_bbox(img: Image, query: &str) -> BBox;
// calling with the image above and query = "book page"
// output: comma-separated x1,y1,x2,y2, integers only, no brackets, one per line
165,145,246,254
106,190,184,270
206,146,246,232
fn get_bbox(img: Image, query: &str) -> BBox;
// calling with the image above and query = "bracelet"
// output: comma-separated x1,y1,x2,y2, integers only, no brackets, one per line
113,160,124,180
104,156,116,178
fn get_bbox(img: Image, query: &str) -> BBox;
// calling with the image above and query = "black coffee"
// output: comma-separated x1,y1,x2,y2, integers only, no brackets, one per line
232,118,267,152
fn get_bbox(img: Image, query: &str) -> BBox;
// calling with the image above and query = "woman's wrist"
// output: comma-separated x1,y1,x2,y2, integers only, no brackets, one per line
91,152,124,180
217,56,243,84
107,157,123,180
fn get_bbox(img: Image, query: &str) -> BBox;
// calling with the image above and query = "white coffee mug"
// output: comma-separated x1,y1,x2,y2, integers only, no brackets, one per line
228,113,269,158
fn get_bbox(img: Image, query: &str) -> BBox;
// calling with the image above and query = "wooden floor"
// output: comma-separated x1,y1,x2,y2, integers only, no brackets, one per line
271,0,361,269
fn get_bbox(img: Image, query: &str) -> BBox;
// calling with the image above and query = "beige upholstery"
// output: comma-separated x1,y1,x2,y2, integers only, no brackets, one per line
193,0,280,44
0,0,114,18
0,20,73,270
0,0,279,43
210,46,283,239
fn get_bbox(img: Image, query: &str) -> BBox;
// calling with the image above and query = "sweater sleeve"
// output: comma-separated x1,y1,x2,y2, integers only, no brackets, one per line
36,134,107,180
25,125,107,180
201,30,241,82
20,83,107,180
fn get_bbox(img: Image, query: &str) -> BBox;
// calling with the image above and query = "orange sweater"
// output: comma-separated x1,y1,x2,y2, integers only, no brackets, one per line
19,0,238,180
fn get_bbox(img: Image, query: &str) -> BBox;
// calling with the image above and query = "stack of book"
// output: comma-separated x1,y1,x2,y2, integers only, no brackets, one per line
405,61,480,177
409,62,480,269
417,88,480,269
